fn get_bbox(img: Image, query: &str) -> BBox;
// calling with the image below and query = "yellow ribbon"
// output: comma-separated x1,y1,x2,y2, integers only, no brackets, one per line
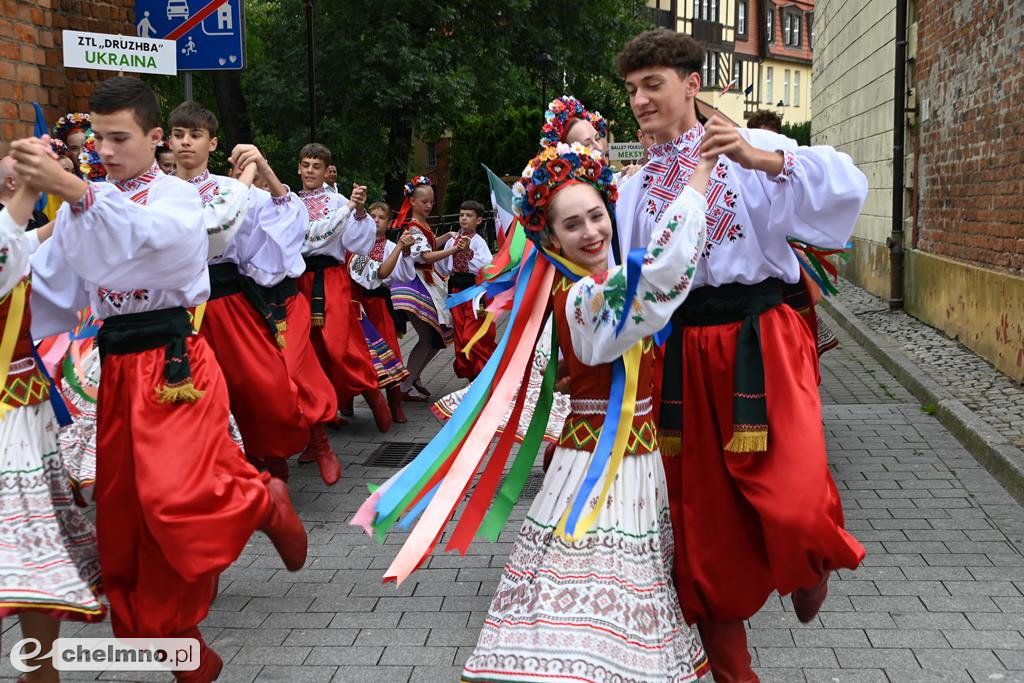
555,340,642,541
0,280,29,421
461,311,494,358
192,302,207,333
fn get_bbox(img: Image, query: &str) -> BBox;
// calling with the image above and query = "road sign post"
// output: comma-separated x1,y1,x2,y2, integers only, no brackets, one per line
134,0,246,71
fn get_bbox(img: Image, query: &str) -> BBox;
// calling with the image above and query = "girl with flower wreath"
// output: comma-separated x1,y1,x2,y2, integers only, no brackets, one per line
389,176,470,401
355,142,715,682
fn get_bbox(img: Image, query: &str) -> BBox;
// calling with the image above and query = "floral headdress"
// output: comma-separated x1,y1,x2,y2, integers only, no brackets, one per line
539,96,608,149
79,132,107,182
52,112,91,141
512,142,617,241
392,175,432,229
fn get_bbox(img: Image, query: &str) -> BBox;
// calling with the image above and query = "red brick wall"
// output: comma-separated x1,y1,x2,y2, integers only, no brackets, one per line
0,0,135,147
914,0,1024,274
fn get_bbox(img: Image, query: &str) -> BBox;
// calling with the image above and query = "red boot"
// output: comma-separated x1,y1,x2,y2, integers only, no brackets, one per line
362,389,393,433
386,385,407,424
792,571,830,623
301,424,341,485
173,630,223,683
542,441,557,473
259,477,308,571
696,619,759,683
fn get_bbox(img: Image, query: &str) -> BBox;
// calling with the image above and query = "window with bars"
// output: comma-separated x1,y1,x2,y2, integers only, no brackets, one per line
694,0,718,21
702,51,719,88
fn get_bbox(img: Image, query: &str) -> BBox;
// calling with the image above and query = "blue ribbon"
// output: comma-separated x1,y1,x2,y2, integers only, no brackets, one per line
375,249,539,521
31,345,72,428
654,322,672,346
399,481,441,530
562,356,625,535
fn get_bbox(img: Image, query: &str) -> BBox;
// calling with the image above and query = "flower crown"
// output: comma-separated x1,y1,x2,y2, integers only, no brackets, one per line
403,175,431,197
79,133,107,182
540,96,608,149
52,112,91,141
512,142,617,239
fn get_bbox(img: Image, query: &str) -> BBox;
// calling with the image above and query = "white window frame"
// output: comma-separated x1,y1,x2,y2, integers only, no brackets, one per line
783,69,790,106
793,70,801,107
765,66,773,102
737,0,746,34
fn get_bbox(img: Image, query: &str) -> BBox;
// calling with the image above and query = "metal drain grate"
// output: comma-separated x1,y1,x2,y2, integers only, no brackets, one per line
364,441,426,468
519,470,546,497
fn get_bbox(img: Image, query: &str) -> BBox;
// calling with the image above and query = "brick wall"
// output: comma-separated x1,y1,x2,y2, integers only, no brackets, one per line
0,0,134,147
914,0,1024,275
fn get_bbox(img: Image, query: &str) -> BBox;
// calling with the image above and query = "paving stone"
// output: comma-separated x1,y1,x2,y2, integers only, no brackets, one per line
378,646,457,666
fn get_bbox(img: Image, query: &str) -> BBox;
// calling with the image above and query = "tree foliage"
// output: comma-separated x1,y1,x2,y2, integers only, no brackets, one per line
151,0,652,207
781,120,811,146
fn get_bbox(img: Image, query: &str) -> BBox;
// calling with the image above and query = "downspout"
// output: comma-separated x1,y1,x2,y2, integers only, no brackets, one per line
887,0,907,310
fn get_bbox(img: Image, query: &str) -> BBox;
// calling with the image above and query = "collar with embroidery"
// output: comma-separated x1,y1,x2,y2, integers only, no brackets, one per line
298,186,327,199
186,169,220,205
187,169,211,185
647,122,704,162
112,162,162,193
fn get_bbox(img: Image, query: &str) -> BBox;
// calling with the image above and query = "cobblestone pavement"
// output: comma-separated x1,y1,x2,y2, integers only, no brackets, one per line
835,279,1024,450
4,316,1024,682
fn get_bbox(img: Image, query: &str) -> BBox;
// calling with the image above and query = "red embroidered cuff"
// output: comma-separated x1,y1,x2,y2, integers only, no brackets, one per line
69,184,96,215
767,150,797,184
271,192,292,205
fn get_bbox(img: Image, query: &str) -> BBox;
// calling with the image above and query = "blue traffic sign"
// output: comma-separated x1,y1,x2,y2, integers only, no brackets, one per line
134,0,245,71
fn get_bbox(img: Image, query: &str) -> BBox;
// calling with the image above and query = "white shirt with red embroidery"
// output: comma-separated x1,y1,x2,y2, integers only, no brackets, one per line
435,232,492,278
614,122,868,289
29,163,209,338
191,170,306,286
297,186,375,260
348,237,415,289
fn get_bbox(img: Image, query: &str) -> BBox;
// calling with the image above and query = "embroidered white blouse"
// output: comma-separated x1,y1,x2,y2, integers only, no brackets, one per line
435,233,492,278
0,207,36,296
348,237,415,290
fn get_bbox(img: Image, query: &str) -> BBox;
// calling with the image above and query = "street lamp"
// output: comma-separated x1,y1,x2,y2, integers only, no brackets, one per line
537,52,554,109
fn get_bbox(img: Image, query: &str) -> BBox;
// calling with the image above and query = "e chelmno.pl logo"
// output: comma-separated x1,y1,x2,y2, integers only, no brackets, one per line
9,638,200,673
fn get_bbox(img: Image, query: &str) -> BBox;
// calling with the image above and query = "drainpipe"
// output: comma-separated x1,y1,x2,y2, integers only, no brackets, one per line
887,0,907,310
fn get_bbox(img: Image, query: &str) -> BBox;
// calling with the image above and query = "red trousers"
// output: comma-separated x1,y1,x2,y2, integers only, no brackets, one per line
280,291,337,426
95,336,270,638
663,304,864,623
296,266,377,402
449,295,495,381
198,292,308,460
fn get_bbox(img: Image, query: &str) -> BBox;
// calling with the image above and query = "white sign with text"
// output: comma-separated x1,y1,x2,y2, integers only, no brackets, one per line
609,142,644,163
63,30,177,75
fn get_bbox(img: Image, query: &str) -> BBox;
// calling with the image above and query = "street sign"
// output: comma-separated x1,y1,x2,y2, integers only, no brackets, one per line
134,0,245,71
63,30,176,75
609,142,644,163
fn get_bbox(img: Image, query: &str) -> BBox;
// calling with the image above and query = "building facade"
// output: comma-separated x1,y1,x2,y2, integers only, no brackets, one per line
0,0,135,153
647,0,815,124
812,0,1024,383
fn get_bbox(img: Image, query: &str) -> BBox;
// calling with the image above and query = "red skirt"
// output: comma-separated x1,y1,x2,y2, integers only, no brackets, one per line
297,266,378,401
198,292,309,460
280,291,338,426
449,290,496,381
663,304,864,624
95,335,270,638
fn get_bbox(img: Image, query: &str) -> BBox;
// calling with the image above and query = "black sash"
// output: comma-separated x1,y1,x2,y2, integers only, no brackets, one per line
661,278,784,455
208,262,281,343
447,271,477,293
303,254,340,327
98,307,204,403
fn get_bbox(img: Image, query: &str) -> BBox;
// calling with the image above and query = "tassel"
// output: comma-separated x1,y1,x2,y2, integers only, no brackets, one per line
155,380,205,404
276,320,288,333
724,429,768,453
659,435,682,457
275,332,287,349
311,314,325,327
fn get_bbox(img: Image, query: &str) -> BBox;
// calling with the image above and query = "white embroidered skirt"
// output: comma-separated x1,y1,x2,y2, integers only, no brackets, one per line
0,402,104,621
462,449,708,683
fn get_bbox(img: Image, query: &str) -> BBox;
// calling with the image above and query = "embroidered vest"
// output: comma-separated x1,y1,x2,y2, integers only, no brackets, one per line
1,278,51,411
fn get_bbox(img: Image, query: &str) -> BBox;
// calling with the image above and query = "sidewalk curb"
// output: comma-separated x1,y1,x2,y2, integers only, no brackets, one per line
819,298,1024,505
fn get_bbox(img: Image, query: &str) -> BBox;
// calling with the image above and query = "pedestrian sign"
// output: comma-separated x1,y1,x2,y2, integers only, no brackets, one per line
134,0,245,71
